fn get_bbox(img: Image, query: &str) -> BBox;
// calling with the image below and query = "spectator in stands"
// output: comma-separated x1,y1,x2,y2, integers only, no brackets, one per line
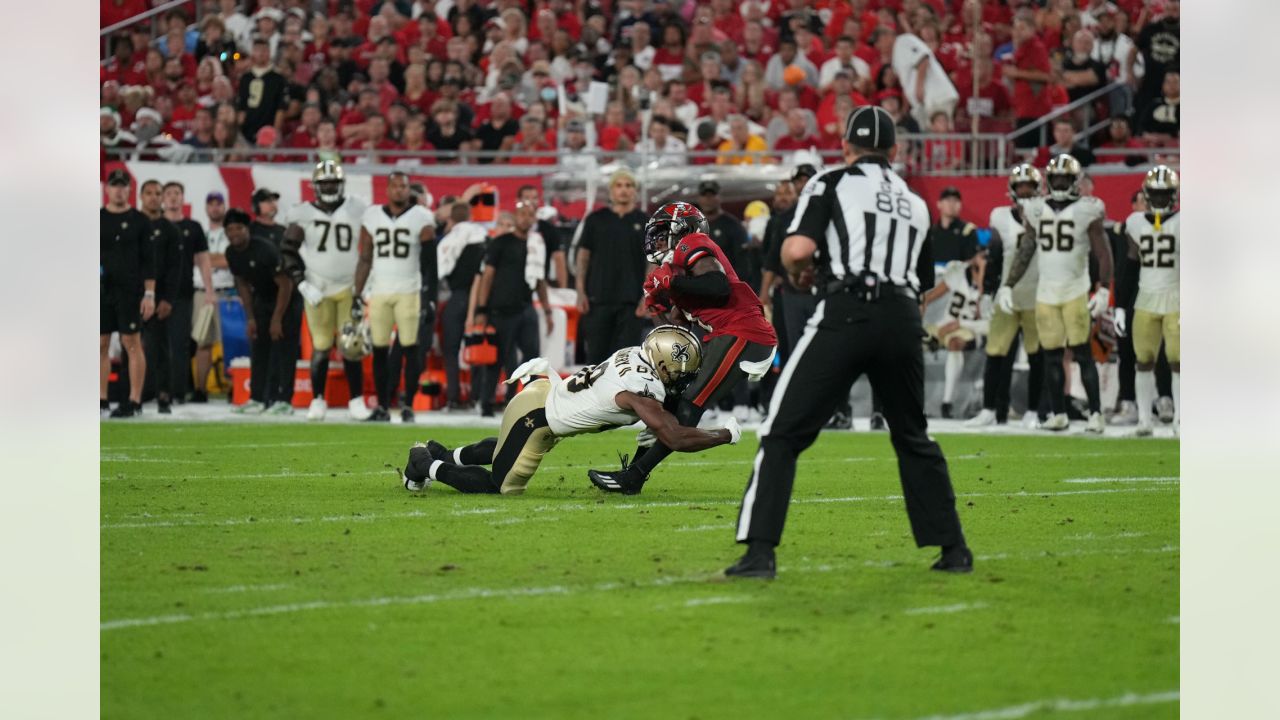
1137,70,1179,144
717,114,769,165
863,27,897,81
924,112,965,172
653,22,687,80
664,80,700,132
510,115,555,165
1093,115,1144,166
237,37,287,143
1034,117,1096,167
196,15,237,71
765,87,814,148
315,119,340,163
1006,12,1055,149
741,20,776,66
878,89,921,134
820,36,873,93
817,70,868,134
475,93,519,162
103,35,146,85
773,108,820,153
426,99,477,160
764,38,818,90
350,115,399,162
101,107,137,158
892,30,960,128
390,115,433,166
251,7,284,59
954,53,1013,134
1129,0,1179,117
636,116,687,166
1091,3,1135,116
597,100,637,154
211,120,248,161
574,169,648,364
1061,29,1108,105
219,0,254,50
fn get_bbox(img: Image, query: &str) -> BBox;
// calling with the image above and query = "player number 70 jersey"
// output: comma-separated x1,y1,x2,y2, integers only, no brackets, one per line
544,347,668,437
284,197,368,296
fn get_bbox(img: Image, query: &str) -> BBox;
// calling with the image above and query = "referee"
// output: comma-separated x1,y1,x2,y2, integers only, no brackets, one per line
726,106,972,579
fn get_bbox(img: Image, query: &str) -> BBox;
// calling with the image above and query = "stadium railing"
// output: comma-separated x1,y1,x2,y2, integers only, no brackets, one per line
100,0,197,60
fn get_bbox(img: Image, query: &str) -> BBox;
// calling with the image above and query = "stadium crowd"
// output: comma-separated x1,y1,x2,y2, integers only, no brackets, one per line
101,0,1180,168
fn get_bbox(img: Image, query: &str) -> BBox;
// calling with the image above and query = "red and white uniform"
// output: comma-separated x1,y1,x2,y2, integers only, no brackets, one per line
666,233,777,346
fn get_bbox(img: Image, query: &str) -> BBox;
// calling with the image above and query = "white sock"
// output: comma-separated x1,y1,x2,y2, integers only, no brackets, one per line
453,447,465,465
1172,371,1180,425
428,460,444,481
944,350,964,403
1136,370,1156,427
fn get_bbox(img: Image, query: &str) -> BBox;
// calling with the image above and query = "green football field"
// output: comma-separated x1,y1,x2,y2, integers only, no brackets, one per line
101,422,1179,719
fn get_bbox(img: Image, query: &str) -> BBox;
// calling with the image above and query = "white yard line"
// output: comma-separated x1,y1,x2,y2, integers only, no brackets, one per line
1061,476,1179,484
202,583,291,594
101,487,1175,530
903,602,989,616
900,689,1179,720
100,548,1177,633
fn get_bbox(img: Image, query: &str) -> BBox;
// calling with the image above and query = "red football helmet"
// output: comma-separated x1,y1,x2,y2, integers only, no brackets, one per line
644,202,709,264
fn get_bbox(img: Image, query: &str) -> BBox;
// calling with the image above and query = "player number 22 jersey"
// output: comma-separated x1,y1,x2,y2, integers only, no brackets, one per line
545,347,667,437
285,197,368,296
361,204,435,295
1025,196,1105,304
1124,211,1180,314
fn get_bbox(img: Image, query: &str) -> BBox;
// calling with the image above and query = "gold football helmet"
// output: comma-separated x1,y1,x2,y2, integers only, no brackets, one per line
1007,163,1043,203
338,320,371,361
313,160,345,205
1044,154,1082,202
1142,165,1179,214
641,325,703,387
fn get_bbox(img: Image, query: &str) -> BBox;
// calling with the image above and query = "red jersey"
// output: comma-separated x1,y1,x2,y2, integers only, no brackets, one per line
668,233,776,346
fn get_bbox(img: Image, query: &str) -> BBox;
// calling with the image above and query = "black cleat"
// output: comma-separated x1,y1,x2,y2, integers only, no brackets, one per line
402,443,435,491
724,549,777,579
426,440,451,462
366,406,391,422
825,408,852,430
109,401,139,419
869,412,887,431
401,407,415,424
158,397,173,415
940,402,953,419
188,390,209,404
588,453,647,495
930,545,974,573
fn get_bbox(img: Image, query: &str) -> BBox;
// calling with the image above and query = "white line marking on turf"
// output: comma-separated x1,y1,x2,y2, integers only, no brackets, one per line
101,487,1176,530
1061,476,1179,484
1063,531,1149,541
683,596,753,607
900,689,1179,720
674,523,735,532
903,602,988,616
202,583,291,594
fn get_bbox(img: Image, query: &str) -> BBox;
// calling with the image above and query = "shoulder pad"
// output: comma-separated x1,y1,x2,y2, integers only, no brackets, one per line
671,233,716,270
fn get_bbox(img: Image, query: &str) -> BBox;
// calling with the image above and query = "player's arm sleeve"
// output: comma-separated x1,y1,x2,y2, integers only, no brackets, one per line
671,259,731,299
762,216,783,274
915,234,936,290
280,224,306,282
1117,230,1141,309
787,175,833,241
983,230,1003,294
420,229,438,302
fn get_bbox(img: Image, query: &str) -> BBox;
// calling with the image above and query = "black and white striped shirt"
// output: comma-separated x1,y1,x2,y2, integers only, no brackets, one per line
786,157,933,292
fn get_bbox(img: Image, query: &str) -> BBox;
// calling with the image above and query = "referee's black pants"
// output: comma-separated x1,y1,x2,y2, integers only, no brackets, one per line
475,306,539,410
735,293,965,549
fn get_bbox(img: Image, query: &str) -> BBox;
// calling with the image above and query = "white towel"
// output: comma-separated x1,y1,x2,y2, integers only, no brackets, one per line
525,230,547,290
436,221,489,280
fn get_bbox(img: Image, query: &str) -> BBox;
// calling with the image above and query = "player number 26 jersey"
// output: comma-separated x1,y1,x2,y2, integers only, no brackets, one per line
1026,196,1105,304
1124,211,1180,314
361,204,435,295
545,347,668,437
285,198,367,296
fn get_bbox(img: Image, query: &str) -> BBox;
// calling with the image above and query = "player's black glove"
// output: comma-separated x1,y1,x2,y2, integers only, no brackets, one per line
351,295,365,321
420,299,436,326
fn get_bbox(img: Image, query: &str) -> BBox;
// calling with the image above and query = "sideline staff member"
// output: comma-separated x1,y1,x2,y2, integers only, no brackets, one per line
727,106,972,579
100,169,156,418
574,168,649,362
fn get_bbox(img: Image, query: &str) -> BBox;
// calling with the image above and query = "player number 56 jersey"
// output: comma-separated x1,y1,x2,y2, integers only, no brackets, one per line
1124,211,1180,314
361,204,435,295
1025,196,1105,304
545,347,668,438
284,198,368,296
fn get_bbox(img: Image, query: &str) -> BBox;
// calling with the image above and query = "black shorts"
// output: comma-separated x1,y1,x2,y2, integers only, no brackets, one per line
683,334,776,408
101,293,142,335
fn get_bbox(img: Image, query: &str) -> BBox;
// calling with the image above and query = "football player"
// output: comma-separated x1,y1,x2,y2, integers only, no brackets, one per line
402,325,742,494
1115,166,1180,436
282,161,371,421
353,171,437,423
586,202,778,495
967,164,1044,427
997,154,1113,432
920,258,986,419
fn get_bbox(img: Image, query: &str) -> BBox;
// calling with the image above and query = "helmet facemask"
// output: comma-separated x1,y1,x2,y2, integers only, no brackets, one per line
643,219,676,265
315,178,344,205
1143,187,1176,214
1046,172,1079,201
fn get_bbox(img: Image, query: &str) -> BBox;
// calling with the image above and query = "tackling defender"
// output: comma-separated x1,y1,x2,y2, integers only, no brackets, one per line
920,259,985,419
1116,166,1180,435
402,325,742,494
354,171,437,423
997,155,1113,432
587,203,777,495
968,164,1044,427
281,161,372,421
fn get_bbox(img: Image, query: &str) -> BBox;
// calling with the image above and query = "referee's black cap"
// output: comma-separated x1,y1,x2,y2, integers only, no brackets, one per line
844,105,896,151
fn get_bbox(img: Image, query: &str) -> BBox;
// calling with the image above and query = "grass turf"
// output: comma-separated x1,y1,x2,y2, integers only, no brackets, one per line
101,423,1178,719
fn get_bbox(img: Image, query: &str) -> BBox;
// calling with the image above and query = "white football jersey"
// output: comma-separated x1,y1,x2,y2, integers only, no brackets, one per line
989,204,1039,310
284,197,368,297
1024,196,1106,304
923,260,979,327
545,347,668,438
361,204,435,295
1124,211,1180,314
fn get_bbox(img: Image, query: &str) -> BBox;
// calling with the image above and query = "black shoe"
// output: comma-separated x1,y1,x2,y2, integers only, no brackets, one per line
724,548,777,579
402,443,435,491
480,403,494,418
189,391,208,404
446,401,469,411
366,406,391,422
825,409,852,430
869,412,887,431
588,453,647,495
940,402,953,419
930,545,974,573
109,401,139,419
401,407,415,424
158,397,172,415
426,440,451,462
